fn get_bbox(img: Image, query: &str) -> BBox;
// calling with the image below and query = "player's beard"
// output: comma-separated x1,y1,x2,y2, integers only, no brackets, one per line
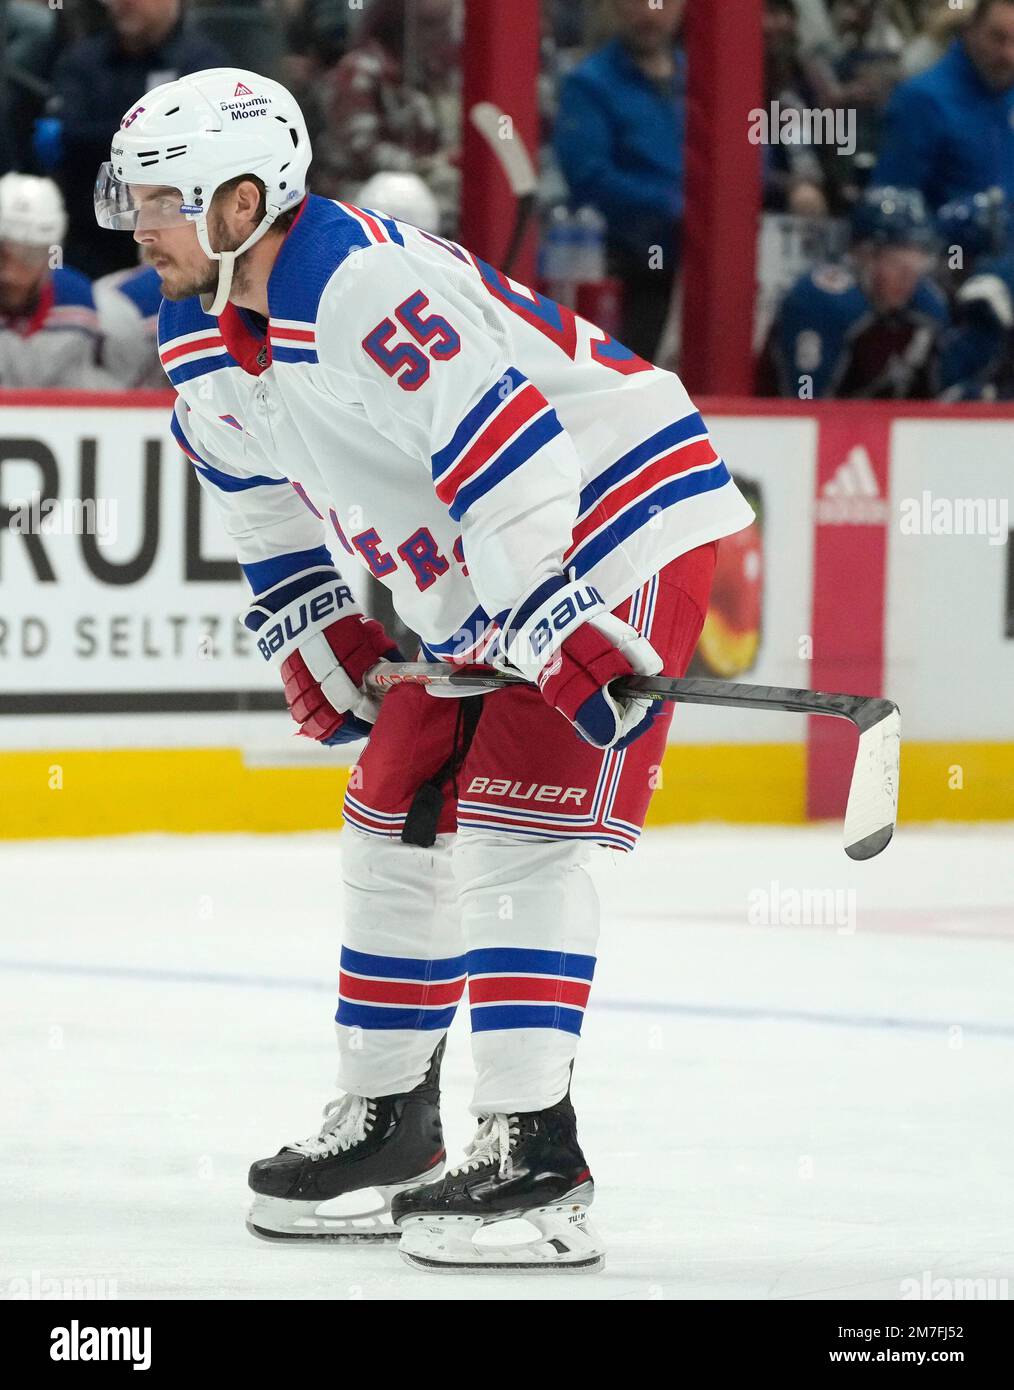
155,254,219,302
155,209,250,302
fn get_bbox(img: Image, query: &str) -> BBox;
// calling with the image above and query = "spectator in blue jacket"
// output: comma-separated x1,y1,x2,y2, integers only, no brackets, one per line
554,0,686,361
873,0,1014,211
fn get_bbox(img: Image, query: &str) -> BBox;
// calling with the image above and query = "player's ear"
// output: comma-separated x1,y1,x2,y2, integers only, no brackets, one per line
235,178,262,231
214,177,261,235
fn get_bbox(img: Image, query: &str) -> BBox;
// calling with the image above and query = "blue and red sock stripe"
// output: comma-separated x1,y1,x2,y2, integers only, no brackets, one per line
466,946,595,1035
336,946,467,1030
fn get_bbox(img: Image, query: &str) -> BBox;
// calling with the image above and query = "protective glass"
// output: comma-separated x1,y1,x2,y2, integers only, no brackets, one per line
94,164,199,231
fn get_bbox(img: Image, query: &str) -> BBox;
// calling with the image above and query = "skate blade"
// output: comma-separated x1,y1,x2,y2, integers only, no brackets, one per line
399,1248,605,1274
247,1168,443,1243
246,1218,399,1244
397,1188,605,1273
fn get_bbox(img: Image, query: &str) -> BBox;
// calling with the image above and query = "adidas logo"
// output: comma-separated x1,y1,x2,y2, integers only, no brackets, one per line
234,82,253,97
815,446,889,525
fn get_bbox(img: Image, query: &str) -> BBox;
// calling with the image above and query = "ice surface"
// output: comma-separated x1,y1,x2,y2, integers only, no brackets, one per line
2,824,1012,1301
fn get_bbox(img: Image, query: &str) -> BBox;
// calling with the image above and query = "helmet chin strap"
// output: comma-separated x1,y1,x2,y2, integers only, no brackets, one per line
203,249,236,317
196,208,280,318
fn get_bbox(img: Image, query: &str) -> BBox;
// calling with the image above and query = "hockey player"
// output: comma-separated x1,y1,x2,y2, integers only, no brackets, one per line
936,186,1010,285
353,171,441,236
935,189,1014,399
94,262,165,388
938,252,1014,399
763,186,949,399
0,173,116,389
95,68,754,1272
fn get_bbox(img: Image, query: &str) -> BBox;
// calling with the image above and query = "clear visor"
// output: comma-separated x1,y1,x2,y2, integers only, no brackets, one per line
94,163,200,231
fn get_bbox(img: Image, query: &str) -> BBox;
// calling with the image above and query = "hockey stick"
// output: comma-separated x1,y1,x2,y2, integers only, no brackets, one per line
468,101,538,275
365,664,901,861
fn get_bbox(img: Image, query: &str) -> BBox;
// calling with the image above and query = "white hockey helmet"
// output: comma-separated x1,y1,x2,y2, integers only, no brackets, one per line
95,68,311,315
0,173,68,249
355,172,441,234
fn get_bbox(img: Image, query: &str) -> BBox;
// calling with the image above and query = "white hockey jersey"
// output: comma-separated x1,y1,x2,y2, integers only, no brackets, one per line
160,194,754,662
0,265,118,390
94,264,164,388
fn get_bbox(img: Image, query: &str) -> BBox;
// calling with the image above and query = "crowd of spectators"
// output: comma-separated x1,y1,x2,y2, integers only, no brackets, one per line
1,0,1013,397
757,0,1014,399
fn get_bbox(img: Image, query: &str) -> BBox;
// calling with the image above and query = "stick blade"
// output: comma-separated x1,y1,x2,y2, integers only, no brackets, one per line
845,823,895,861
469,101,538,197
843,706,901,860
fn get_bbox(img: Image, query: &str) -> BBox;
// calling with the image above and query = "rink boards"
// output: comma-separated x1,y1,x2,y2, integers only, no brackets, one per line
0,392,1011,838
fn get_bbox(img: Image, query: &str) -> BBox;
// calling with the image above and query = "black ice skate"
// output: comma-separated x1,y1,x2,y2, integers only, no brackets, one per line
391,1093,604,1272
246,1039,445,1241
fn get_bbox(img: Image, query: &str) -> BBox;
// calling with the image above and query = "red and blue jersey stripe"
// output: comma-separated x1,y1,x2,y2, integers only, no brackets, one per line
336,201,406,248
565,412,732,577
418,602,499,665
159,326,232,386
431,367,564,522
269,316,318,365
170,410,289,495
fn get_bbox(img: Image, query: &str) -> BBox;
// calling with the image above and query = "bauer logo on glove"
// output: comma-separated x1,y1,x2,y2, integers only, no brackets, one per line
252,579,357,662
527,583,605,660
244,567,402,746
499,572,663,751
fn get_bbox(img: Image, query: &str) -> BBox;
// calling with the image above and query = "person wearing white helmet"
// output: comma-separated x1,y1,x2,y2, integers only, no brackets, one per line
354,171,441,235
95,67,311,316
0,173,117,388
96,68,753,1273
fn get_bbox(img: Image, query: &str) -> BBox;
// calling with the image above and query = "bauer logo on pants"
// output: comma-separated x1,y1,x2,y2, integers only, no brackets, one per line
465,778,588,805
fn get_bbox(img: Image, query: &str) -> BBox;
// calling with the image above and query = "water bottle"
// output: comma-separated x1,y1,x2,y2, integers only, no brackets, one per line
541,204,578,306
572,205,607,286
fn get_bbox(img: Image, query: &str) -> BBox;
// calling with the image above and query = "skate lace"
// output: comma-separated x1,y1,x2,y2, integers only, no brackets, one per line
288,1094,377,1161
447,1113,520,1180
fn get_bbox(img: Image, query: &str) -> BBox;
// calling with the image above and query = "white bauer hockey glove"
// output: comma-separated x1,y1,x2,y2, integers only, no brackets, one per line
497,572,663,750
243,568,403,746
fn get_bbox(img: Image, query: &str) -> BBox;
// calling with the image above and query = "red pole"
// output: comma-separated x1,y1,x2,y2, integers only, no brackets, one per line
459,0,540,284
680,0,764,395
